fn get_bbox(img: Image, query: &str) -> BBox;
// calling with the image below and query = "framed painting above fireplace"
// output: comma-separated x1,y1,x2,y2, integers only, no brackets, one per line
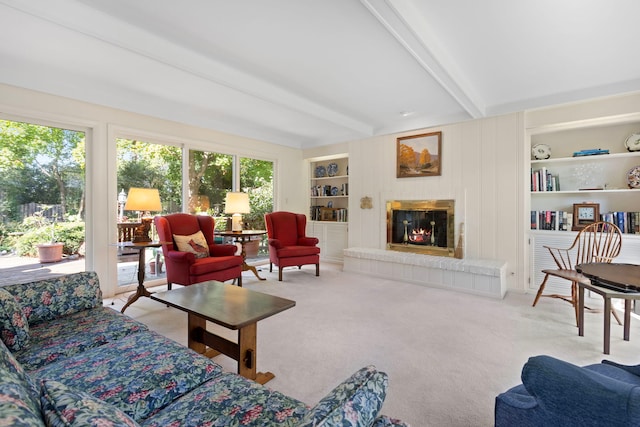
397,131,442,178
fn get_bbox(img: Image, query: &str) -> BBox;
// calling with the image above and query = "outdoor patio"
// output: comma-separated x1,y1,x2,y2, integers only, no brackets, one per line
0,254,86,287
0,252,167,288
0,250,269,288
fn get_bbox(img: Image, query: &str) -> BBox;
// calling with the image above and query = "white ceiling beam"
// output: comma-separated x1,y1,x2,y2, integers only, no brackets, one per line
361,0,485,119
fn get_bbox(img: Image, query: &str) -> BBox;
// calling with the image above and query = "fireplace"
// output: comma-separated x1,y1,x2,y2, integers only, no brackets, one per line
386,199,455,257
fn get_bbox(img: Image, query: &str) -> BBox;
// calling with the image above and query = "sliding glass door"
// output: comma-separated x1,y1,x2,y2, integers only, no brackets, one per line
0,119,86,283
116,138,181,287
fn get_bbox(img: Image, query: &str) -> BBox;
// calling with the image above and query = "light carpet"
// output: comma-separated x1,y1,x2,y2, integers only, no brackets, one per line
105,263,640,426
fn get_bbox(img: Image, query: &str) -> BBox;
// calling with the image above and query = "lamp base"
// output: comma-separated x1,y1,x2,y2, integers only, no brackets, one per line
132,218,153,243
231,213,243,232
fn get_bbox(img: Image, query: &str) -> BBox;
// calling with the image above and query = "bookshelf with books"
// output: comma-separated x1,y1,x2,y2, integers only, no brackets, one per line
529,117,640,233
307,154,349,262
309,156,349,222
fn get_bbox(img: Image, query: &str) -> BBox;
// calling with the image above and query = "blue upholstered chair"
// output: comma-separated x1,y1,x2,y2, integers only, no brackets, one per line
495,355,640,426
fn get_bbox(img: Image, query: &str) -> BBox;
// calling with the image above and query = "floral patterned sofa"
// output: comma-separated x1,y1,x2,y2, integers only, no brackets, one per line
0,271,407,426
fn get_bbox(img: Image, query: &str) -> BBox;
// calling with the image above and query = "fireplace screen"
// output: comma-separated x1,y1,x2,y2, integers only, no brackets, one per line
386,199,455,257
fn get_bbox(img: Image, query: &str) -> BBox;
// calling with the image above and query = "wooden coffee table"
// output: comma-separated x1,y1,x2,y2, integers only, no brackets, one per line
150,281,295,384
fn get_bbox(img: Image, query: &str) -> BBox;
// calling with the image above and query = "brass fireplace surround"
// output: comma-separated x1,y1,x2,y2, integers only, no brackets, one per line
386,199,455,257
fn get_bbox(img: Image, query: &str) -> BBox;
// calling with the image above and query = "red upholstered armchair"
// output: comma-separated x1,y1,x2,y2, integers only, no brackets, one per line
264,211,320,281
154,213,243,289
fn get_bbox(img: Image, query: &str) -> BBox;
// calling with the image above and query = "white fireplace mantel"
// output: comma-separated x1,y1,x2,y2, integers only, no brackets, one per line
343,247,507,299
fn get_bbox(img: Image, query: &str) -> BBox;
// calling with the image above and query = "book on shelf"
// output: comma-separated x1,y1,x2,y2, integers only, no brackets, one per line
310,206,348,222
530,167,560,192
601,211,640,234
531,210,571,231
533,210,640,234
572,148,610,157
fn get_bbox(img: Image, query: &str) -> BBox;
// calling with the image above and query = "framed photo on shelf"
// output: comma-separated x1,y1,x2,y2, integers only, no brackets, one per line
397,131,442,178
320,207,337,221
572,203,600,231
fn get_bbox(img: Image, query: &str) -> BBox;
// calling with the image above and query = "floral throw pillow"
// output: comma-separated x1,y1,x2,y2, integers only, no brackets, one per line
173,231,210,258
40,379,140,427
298,365,388,427
0,287,29,351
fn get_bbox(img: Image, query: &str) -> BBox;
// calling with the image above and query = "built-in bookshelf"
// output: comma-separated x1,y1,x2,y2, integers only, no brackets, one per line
309,156,348,222
530,117,640,231
307,154,349,262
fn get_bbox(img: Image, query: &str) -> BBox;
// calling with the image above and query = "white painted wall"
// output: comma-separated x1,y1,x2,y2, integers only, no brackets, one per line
0,83,306,297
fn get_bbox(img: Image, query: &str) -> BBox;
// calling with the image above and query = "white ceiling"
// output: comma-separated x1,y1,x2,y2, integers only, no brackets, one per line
1,0,639,149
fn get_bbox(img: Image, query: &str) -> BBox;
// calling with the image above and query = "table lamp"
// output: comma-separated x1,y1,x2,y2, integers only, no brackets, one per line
124,187,162,242
224,192,250,232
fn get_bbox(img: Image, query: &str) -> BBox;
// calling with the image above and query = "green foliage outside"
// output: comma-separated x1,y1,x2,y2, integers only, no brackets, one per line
117,139,183,214
13,221,85,257
0,120,85,222
240,157,274,230
1,122,274,259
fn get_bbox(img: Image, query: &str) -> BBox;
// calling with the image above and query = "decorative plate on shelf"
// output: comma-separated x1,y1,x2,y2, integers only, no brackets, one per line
315,165,326,178
625,133,640,152
327,162,338,176
628,165,640,189
331,186,339,196
531,143,551,160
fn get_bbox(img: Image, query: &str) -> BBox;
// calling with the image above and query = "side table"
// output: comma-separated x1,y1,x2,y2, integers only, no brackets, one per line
215,230,267,281
113,241,164,313
576,263,640,354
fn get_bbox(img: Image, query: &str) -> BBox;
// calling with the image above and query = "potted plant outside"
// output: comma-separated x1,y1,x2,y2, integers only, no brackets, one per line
37,217,63,263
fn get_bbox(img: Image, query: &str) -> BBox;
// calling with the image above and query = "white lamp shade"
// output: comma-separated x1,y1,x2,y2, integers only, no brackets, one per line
124,188,162,212
224,192,250,214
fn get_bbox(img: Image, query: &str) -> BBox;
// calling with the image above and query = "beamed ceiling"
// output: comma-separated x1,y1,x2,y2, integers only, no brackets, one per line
1,0,639,149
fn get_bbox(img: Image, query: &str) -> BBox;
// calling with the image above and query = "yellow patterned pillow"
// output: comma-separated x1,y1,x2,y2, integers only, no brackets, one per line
173,231,210,258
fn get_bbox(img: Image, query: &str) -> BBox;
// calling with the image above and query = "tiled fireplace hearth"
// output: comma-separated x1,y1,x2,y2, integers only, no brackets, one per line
343,248,507,299
344,198,506,298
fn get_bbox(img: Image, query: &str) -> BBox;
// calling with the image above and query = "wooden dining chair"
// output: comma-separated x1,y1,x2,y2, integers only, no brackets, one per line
532,221,623,325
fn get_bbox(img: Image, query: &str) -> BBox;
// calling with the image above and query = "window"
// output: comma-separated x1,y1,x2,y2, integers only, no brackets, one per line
240,157,273,230
0,119,86,282
187,149,233,219
116,138,181,287
113,138,275,287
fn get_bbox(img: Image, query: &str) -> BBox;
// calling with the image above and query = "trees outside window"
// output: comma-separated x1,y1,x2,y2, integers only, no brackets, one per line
116,138,182,286
187,149,233,218
240,157,273,231
0,119,85,260
117,139,182,216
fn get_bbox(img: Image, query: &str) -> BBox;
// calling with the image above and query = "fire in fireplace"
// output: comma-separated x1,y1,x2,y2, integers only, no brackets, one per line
386,199,455,257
